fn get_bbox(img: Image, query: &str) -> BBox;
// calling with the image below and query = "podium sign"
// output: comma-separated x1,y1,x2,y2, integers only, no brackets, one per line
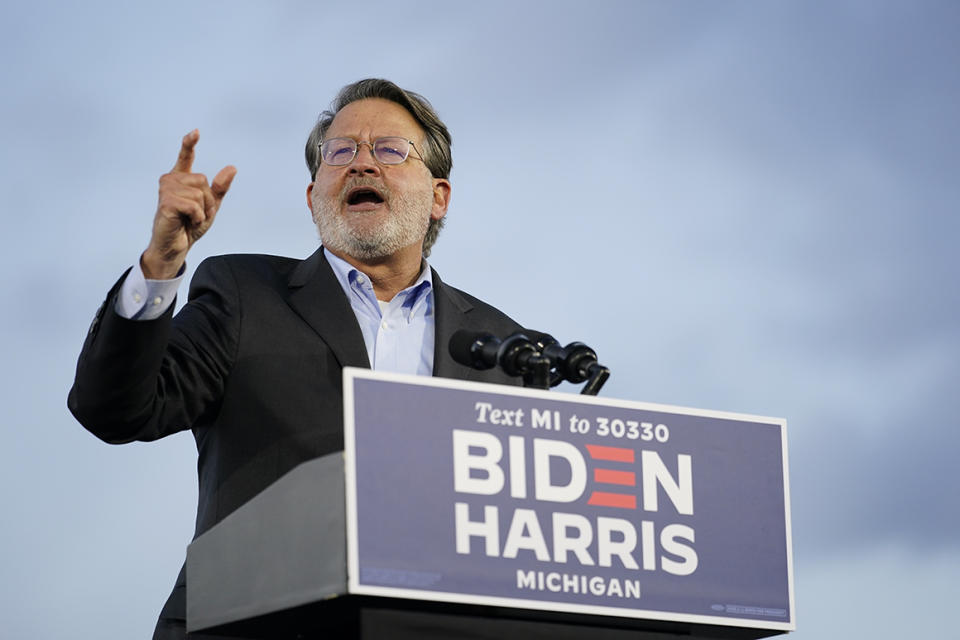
343,369,794,633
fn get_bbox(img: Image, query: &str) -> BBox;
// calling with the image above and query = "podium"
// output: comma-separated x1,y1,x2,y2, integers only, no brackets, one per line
187,370,794,638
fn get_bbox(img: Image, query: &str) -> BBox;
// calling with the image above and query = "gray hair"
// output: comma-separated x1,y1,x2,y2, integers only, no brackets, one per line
305,79,452,256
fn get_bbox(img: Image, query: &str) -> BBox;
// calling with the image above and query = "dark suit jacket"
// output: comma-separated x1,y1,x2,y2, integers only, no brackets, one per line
68,248,523,637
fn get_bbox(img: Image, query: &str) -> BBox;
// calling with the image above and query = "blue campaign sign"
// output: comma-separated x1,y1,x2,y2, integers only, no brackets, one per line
343,369,794,632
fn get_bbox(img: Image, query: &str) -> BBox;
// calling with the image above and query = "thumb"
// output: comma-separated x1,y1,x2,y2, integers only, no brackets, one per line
211,165,237,201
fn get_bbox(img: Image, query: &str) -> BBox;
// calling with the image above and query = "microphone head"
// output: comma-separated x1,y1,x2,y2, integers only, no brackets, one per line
561,341,598,382
496,332,539,376
449,330,499,370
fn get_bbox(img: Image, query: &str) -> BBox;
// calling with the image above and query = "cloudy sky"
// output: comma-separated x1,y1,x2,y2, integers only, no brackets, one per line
1,1,957,638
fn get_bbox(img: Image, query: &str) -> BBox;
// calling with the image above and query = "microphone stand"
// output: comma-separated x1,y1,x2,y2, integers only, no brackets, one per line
522,354,553,391
579,363,610,396
528,335,610,396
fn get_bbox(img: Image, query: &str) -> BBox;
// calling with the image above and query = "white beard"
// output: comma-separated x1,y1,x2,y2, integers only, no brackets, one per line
311,176,433,260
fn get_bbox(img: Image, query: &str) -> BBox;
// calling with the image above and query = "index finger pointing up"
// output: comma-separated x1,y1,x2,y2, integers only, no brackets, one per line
173,129,199,172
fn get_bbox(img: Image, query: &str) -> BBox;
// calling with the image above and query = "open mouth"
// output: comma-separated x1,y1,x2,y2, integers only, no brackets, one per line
346,187,385,206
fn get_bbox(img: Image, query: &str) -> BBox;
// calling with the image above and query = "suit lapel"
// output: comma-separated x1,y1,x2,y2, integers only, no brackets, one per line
432,268,474,379
287,248,371,369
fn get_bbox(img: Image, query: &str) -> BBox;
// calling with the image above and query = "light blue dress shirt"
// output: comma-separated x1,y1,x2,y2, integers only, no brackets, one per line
116,261,184,321
324,249,435,376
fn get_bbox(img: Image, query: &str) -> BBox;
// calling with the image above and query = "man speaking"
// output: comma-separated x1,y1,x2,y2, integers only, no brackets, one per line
68,79,524,639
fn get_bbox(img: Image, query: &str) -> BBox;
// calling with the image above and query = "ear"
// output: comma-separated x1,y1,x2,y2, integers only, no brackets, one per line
430,178,451,221
306,182,315,212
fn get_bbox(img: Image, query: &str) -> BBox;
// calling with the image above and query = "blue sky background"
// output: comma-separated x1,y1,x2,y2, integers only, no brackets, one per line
1,1,957,637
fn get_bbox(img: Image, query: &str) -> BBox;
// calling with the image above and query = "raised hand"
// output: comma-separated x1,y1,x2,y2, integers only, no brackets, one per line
141,130,237,279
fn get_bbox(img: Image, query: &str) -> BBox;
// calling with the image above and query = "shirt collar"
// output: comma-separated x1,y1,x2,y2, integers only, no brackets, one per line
323,246,433,309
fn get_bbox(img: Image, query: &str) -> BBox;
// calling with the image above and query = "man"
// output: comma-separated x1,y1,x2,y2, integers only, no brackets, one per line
69,79,523,639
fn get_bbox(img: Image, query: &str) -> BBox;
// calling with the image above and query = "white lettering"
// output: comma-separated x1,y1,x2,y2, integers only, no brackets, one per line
640,520,657,570
607,577,623,597
502,508,551,561
516,570,641,599
453,430,504,495
534,438,587,502
546,572,562,591
454,502,499,556
660,523,698,576
472,401,524,426
589,576,606,595
552,512,595,565
517,569,536,589
531,408,558,430
642,451,693,515
509,436,526,499
474,402,493,422
597,517,640,569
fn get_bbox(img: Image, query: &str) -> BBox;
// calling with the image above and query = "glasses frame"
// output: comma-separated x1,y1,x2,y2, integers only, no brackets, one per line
318,136,426,167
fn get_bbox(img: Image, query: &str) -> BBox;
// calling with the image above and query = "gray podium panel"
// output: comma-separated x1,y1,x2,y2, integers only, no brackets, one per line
186,453,347,633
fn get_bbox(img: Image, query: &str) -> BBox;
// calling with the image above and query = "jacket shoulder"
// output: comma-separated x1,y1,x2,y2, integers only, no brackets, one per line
195,253,302,279
186,253,306,298
443,284,521,329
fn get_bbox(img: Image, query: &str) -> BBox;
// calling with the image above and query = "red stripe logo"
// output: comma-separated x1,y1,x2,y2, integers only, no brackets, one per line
594,468,636,486
586,444,635,463
586,445,636,509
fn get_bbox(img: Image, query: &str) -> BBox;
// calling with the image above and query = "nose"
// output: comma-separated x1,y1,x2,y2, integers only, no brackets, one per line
348,141,381,176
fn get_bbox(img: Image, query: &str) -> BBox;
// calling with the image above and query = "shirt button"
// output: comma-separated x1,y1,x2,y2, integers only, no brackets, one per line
356,274,366,285
152,296,163,306
381,320,389,330
133,292,142,303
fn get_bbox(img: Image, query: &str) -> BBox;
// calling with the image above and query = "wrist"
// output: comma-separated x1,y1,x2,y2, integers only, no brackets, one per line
141,248,184,280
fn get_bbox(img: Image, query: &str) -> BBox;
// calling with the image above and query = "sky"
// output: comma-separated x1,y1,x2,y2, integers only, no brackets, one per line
1,1,957,637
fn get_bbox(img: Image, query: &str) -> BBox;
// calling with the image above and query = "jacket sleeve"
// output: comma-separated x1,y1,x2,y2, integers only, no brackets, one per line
67,257,240,444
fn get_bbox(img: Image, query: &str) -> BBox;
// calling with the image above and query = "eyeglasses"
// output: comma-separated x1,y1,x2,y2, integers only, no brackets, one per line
319,136,425,167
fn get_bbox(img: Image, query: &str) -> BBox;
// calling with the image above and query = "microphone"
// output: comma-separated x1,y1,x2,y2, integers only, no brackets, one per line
449,329,610,395
448,330,500,370
448,330,543,376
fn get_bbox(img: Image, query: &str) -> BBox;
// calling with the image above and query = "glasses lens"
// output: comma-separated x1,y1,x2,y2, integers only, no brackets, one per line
321,138,357,165
373,137,410,164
